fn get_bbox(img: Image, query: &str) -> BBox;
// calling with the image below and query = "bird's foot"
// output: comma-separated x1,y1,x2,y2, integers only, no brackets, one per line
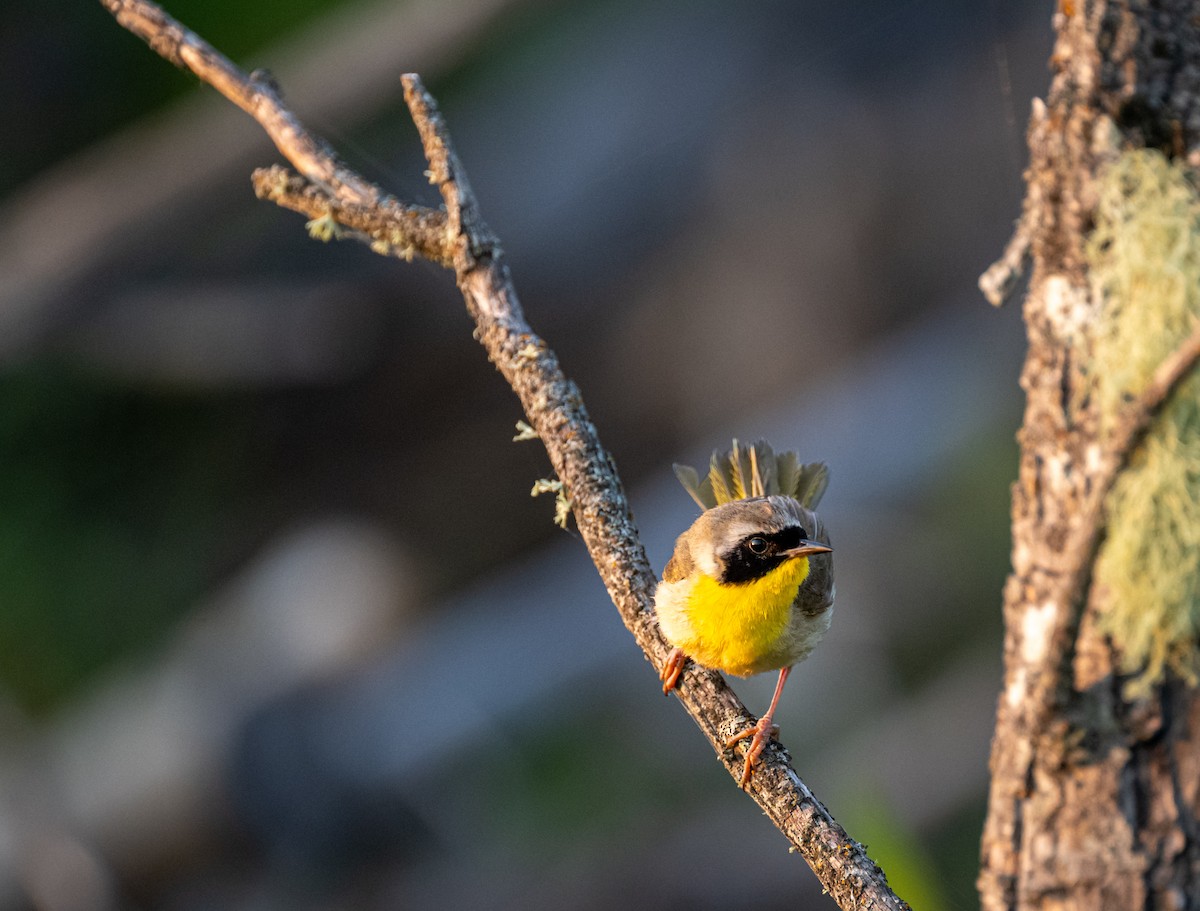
725,716,780,788
660,647,687,694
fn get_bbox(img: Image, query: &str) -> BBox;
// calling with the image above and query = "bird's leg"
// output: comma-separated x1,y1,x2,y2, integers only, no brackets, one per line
660,647,688,694
725,665,791,787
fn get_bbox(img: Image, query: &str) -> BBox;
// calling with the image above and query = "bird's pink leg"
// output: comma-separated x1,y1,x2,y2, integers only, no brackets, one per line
725,665,791,787
660,647,687,694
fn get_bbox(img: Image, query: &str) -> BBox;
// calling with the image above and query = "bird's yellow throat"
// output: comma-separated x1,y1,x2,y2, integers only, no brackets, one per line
683,556,811,677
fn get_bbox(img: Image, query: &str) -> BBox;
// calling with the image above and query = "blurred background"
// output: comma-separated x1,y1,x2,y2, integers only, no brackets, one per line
0,0,1048,908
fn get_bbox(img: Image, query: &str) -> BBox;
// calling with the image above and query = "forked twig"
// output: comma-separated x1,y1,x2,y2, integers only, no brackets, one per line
100,2,911,907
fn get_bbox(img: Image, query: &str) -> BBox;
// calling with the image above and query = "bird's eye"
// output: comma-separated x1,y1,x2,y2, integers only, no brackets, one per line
747,536,769,555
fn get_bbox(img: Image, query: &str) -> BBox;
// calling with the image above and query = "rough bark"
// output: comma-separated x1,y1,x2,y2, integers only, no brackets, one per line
980,4,1200,911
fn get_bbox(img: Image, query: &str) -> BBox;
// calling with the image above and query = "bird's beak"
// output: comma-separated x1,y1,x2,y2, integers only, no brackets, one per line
782,540,833,559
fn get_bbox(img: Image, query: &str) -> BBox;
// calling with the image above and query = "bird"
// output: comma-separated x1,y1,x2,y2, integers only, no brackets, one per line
654,439,834,787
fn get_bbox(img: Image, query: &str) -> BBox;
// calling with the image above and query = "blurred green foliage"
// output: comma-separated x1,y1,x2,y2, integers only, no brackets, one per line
842,787,948,911
0,365,255,714
927,797,989,909
890,426,1014,692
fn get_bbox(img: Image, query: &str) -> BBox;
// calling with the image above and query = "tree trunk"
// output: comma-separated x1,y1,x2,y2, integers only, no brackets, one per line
980,3,1200,910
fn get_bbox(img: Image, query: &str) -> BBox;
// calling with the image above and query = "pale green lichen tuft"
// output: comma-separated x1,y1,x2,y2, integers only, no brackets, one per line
530,478,572,529
512,420,538,442
1087,149,1200,697
305,213,343,243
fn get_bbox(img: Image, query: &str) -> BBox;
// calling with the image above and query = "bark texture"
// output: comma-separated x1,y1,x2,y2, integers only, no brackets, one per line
980,4,1200,911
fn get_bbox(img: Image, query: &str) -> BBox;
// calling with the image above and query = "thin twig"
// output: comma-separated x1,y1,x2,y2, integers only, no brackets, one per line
101,2,912,908
100,0,381,207
979,206,1033,307
251,165,453,265
1113,320,1200,465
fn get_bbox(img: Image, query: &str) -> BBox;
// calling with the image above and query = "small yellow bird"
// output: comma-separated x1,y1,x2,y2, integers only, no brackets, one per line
655,440,834,787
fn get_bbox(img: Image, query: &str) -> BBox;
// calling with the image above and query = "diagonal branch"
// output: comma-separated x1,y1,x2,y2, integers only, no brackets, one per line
100,0,381,206
1027,318,1200,727
100,2,911,908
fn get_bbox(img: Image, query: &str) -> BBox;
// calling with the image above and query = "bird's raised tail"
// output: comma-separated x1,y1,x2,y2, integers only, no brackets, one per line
672,439,829,510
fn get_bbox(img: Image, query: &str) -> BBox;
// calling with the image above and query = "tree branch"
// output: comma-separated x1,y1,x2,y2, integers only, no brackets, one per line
100,0,384,206
1025,319,1200,727
979,7,1200,908
100,2,911,908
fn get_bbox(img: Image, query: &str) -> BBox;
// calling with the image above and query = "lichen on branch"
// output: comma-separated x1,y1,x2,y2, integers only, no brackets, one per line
1088,149,1200,695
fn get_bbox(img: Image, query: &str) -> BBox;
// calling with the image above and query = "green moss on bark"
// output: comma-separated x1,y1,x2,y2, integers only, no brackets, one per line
1087,149,1200,696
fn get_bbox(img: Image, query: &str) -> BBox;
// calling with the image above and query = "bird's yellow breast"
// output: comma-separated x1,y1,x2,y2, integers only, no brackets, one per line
680,557,811,677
